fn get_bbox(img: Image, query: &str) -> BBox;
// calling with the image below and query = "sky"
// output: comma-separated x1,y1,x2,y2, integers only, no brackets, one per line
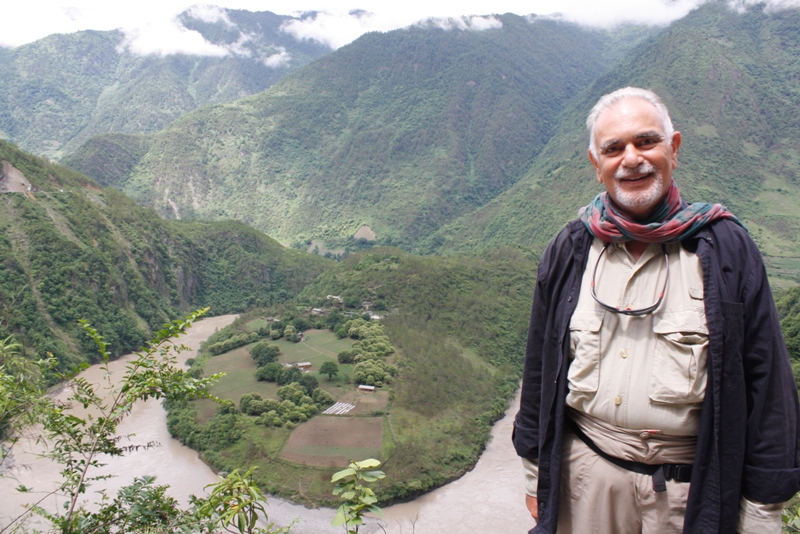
3,0,798,54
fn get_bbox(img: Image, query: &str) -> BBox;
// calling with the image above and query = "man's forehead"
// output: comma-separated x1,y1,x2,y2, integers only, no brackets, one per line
594,98,665,138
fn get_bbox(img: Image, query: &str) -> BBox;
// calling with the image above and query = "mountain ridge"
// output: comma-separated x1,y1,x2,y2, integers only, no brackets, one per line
65,14,649,251
0,8,332,159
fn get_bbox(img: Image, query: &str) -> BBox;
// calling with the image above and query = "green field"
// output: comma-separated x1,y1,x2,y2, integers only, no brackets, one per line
196,330,356,423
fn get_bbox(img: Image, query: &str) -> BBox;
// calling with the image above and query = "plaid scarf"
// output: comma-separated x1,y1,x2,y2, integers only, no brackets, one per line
579,182,745,243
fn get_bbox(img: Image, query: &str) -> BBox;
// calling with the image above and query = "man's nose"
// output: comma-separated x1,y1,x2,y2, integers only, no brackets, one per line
621,144,642,167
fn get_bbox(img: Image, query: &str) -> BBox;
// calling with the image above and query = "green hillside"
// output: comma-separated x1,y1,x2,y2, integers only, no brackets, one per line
0,139,330,371
0,8,331,159
428,2,800,286
66,15,649,249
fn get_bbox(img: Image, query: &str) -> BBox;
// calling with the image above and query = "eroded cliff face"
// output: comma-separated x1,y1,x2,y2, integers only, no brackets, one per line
1,161,31,192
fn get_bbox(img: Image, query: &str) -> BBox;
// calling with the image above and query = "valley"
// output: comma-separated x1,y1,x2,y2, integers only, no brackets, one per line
2,1,800,531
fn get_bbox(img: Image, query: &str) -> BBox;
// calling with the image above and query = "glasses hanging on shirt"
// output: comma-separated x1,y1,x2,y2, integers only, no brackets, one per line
590,242,669,316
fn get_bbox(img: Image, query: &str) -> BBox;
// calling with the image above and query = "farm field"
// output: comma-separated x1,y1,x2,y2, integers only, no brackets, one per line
280,416,383,467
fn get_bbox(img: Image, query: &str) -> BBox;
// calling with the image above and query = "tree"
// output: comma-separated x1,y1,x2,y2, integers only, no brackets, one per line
255,362,283,382
298,373,319,395
331,459,386,533
338,349,355,364
320,361,340,380
277,382,307,405
239,392,263,415
313,388,335,406
278,365,302,385
0,335,55,456
250,341,281,367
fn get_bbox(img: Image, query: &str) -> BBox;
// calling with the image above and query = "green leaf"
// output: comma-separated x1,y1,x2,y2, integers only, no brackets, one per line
331,467,357,482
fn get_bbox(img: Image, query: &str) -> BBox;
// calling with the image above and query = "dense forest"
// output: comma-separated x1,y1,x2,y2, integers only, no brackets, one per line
0,139,329,372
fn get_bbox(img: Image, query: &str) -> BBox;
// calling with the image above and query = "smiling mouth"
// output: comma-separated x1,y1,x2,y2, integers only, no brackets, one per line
619,172,653,182
614,162,656,182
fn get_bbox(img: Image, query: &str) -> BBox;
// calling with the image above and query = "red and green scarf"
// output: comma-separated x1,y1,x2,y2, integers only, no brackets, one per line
579,182,745,243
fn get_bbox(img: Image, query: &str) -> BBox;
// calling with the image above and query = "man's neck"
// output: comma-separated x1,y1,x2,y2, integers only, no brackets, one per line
626,240,649,261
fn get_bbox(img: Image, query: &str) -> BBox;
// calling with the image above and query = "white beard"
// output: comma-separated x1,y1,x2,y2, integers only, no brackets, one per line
612,162,663,211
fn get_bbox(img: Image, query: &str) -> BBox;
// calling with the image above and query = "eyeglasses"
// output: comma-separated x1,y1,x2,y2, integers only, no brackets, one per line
590,243,669,316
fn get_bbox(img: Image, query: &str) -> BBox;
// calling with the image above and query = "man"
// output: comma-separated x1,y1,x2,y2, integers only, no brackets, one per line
513,87,800,533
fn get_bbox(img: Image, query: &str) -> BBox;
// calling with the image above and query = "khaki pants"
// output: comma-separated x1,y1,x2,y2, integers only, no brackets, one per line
557,431,690,534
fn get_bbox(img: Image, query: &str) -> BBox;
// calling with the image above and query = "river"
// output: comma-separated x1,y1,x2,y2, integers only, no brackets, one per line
0,314,533,533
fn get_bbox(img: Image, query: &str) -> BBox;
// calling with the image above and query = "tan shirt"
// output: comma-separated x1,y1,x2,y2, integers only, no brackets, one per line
566,239,707,436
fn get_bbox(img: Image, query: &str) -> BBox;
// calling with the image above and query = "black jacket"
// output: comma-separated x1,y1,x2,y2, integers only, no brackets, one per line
513,219,800,533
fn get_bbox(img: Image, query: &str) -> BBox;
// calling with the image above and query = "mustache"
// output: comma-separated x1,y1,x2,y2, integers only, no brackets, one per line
614,162,656,179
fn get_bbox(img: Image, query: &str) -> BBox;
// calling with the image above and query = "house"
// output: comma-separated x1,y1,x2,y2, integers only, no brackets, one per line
358,385,376,393
297,362,312,370
311,308,325,315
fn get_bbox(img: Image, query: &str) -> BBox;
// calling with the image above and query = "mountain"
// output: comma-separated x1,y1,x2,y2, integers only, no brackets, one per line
0,8,331,159
0,139,331,371
63,15,652,250
427,2,800,286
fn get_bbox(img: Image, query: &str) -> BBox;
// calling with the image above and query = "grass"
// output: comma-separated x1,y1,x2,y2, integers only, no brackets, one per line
196,331,357,422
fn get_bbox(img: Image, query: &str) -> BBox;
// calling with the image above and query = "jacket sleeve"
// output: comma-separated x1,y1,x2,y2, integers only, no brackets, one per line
513,239,555,460
737,236,800,503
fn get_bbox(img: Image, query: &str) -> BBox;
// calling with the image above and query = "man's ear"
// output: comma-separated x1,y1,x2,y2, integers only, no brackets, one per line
588,149,602,183
670,131,682,168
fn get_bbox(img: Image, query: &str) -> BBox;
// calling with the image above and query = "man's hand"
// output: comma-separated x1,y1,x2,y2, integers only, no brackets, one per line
526,494,539,520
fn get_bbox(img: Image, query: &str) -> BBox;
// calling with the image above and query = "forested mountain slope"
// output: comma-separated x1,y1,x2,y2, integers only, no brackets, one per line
0,8,331,159
429,2,800,286
64,15,652,249
0,140,330,371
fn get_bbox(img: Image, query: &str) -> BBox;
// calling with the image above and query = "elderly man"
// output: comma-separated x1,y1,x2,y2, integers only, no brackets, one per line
513,87,800,533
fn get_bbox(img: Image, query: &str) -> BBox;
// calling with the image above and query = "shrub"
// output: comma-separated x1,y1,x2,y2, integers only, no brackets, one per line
278,366,302,385
313,388,335,406
338,349,355,364
298,374,319,395
249,342,281,367
256,362,283,382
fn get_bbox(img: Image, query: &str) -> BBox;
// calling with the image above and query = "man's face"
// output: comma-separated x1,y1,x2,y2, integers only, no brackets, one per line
588,98,681,221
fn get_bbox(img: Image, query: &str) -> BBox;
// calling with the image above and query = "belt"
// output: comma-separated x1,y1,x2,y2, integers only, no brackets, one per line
566,417,693,493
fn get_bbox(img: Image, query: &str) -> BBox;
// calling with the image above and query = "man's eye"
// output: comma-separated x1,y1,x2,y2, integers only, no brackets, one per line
603,146,622,155
639,138,659,148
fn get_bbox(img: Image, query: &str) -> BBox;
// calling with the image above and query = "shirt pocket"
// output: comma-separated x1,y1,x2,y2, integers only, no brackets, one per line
568,309,604,393
649,309,709,404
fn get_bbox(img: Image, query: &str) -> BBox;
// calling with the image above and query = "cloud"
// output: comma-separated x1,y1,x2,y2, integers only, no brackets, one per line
184,4,234,25
118,16,231,56
415,15,503,31
263,46,291,67
3,0,799,52
280,9,379,49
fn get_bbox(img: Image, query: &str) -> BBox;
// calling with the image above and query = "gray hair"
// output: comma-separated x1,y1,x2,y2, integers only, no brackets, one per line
587,87,675,158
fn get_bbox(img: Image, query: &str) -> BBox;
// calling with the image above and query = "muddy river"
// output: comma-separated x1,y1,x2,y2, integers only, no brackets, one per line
0,315,533,533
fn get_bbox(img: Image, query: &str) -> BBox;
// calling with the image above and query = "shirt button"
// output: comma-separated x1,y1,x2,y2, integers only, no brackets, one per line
614,396,622,406
640,431,651,440
620,349,629,359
